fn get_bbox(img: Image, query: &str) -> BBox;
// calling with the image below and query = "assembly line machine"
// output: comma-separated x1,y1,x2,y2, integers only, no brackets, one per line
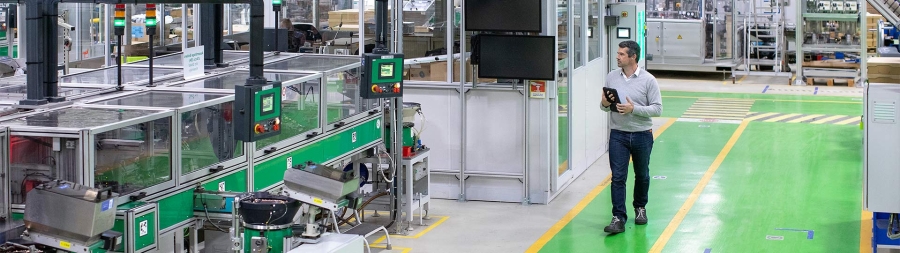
644,0,743,74
0,0,432,252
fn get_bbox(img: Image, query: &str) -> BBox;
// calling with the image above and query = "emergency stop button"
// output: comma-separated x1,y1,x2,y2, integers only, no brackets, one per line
255,124,264,134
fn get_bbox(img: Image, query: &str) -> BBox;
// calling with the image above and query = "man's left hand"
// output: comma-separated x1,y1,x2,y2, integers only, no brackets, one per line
617,97,635,114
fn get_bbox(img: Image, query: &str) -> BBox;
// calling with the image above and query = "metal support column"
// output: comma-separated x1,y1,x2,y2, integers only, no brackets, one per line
104,4,110,66
201,3,224,68
16,3,23,60
312,0,318,28
43,0,62,102
457,0,466,202
21,0,46,105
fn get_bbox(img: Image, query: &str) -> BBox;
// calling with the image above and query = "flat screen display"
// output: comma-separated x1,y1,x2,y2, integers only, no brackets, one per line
477,35,555,80
617,28,631,39
465,0,542,32
261,94,274,113
379,63,394,79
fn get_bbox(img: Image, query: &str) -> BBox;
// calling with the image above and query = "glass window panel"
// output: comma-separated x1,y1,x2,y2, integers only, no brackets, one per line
403,0,448,82
228,4,251,34
60,67,181,85
0,107,158,129
264,55,359,72
94,117,172,196
573,0,583,67
325,68,376,125
181,102,243,175
130,51,254,67
8,135,80,204
256,78,322,150
171,71,310,89
588,0,601,61
557,0,569,176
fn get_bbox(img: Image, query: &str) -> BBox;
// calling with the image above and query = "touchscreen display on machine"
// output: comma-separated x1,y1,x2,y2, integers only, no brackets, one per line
261,94,274,114
379,63,394,79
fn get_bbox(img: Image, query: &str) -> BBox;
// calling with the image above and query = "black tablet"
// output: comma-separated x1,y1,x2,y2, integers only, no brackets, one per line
603,87,621,113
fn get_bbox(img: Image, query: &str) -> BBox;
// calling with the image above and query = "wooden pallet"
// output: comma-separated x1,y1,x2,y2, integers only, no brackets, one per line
869,47,878,54
806,77,855,87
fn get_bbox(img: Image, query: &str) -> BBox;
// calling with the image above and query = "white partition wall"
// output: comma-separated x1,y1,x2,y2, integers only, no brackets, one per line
398,0,610,204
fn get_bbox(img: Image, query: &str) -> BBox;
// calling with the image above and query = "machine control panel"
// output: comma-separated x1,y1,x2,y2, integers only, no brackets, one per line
361,53,404,99
235,80,282,142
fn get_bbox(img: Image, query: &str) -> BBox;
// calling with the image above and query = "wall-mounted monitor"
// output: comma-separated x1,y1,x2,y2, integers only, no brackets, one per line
617,27,631,39
465,0,542,32
477,35,555,80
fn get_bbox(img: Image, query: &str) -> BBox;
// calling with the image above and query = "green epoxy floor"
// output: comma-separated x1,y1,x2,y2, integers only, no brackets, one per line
537,91,865,252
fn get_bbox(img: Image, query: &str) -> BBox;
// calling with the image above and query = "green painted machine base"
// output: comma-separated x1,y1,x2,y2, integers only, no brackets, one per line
244,227,293,253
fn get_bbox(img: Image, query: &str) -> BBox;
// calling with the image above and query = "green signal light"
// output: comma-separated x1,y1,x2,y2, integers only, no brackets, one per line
114,19,125,27
272,0,281,5
146,18,157,26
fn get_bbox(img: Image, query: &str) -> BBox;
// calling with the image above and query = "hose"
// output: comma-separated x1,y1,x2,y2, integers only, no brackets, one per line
337,191,390,226
889,213,900,240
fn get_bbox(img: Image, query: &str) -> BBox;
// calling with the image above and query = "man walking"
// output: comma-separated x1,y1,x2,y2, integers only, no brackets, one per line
600,40,662,234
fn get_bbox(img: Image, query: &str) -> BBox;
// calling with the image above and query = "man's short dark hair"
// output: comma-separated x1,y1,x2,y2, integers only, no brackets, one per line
618,40,641,62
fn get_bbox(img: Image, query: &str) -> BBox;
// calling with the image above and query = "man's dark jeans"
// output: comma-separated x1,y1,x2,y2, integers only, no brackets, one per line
609,129,654,220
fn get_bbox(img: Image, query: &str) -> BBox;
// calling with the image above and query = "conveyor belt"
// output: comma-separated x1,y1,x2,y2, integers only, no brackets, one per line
868,0,900,28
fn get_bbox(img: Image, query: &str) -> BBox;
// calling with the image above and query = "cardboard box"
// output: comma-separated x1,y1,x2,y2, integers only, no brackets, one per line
430,60,475,82
171,8,192,18
327,9,375,28
804,60,859,69
402,60,498,83
867,57,900,83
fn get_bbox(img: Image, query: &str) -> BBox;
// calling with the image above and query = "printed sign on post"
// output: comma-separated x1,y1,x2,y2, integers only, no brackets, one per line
530,81,546,98
218,181,225,192
182,46,205,79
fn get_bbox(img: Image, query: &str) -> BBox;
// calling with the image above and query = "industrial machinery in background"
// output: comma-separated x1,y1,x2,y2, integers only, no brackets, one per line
608,2,647,70
0,0,430,250
795,0,863,86
0,180,125,253
644,0,743,75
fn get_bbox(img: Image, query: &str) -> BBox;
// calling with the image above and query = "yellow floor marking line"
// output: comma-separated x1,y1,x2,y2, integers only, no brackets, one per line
787,114,824,123
737,75,748,83
862,209,873,253
526,118,676,253
811,115,846,124
684,110,750,115
662,95,862,104
370,245,413,253
649,120,750,253
835,117,862,125
525,175,611,253
370,216,450,245
763,113,801,122
744,112,778,121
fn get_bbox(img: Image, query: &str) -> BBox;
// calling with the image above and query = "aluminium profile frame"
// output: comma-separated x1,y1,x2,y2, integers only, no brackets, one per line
0,104,177,206
87,89,244,185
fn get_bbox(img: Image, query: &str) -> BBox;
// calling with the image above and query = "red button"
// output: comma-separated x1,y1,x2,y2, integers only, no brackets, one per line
372,85,381,93
273,123,280,131
393,87,400,93
255,124,264,133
